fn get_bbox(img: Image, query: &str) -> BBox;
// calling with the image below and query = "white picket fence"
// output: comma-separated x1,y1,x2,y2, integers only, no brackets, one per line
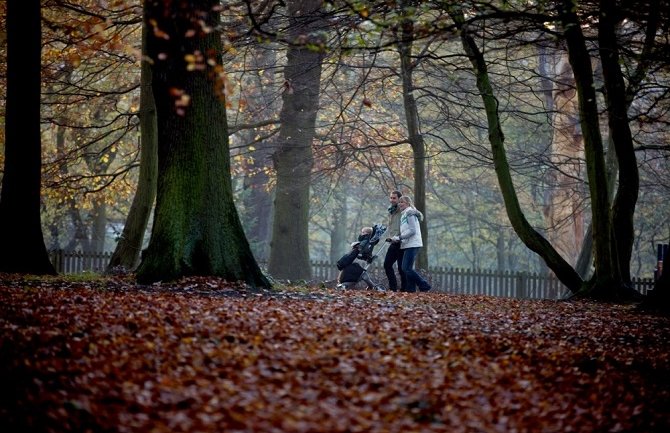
48,250,656,300
50,250,114,274
310,260,655,299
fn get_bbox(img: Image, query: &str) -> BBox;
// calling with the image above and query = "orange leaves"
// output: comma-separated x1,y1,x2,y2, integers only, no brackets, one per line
169,87,191,116
0,276,669,432
149,19,170,41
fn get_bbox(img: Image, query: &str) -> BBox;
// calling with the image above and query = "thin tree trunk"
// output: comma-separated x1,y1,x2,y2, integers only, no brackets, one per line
496,231,505,272
574,223,593,278
0,0,56,275
91,202,107,252
329,175,348,263
65,205,90,251
397,4,428,270
108,20,158,272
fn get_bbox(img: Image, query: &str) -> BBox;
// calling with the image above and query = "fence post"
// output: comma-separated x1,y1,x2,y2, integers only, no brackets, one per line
515,272,526,299
656,243,669,281
51,249,64,274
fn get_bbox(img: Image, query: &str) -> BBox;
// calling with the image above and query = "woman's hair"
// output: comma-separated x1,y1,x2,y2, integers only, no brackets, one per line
398,195,413,206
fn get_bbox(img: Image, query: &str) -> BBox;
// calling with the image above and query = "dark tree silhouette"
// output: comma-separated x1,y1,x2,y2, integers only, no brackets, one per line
0,0,56,275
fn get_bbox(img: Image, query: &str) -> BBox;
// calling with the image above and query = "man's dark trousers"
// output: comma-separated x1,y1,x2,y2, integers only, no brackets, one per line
384,242,405,292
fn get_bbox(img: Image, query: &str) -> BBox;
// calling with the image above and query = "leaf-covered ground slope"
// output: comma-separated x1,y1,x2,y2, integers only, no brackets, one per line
1,275,668,433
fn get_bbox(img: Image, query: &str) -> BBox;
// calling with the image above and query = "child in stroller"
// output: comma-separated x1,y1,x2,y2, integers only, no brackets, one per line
336,224,388,291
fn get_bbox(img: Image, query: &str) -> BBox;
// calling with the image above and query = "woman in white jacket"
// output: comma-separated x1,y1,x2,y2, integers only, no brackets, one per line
391,196,432,292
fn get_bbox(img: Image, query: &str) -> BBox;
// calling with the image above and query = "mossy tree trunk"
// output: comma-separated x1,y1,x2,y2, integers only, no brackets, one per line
0,0,56,275
137,0,269,289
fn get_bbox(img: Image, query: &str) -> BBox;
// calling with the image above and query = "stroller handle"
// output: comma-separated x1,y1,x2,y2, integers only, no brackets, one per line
363,237,391,270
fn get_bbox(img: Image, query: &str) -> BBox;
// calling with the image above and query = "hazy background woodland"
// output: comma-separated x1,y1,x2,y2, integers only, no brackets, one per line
0,0,668,278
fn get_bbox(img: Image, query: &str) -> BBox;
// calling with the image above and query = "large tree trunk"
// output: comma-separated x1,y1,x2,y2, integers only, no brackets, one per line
137,0,269,288
0,0,56,275
450,7,583,293
108,20,158,272
268,0,325,280
397,4,428,270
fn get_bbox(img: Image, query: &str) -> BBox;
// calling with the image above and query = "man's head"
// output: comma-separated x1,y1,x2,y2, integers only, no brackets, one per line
389,190,402,205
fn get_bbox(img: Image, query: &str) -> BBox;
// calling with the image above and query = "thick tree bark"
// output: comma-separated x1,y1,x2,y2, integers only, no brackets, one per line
450,7,583,293
108,21,158,272
0,0,56,275
137,0,269,288
397,7,428,270
268,0,325,280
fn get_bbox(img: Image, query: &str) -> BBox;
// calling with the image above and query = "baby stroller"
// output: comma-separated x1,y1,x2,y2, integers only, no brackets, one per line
335,224,389,291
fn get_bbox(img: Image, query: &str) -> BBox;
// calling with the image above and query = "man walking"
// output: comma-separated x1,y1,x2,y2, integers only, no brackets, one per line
384,190,405,291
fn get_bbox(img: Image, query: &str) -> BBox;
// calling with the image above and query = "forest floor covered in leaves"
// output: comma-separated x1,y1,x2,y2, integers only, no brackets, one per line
0,274,669,433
